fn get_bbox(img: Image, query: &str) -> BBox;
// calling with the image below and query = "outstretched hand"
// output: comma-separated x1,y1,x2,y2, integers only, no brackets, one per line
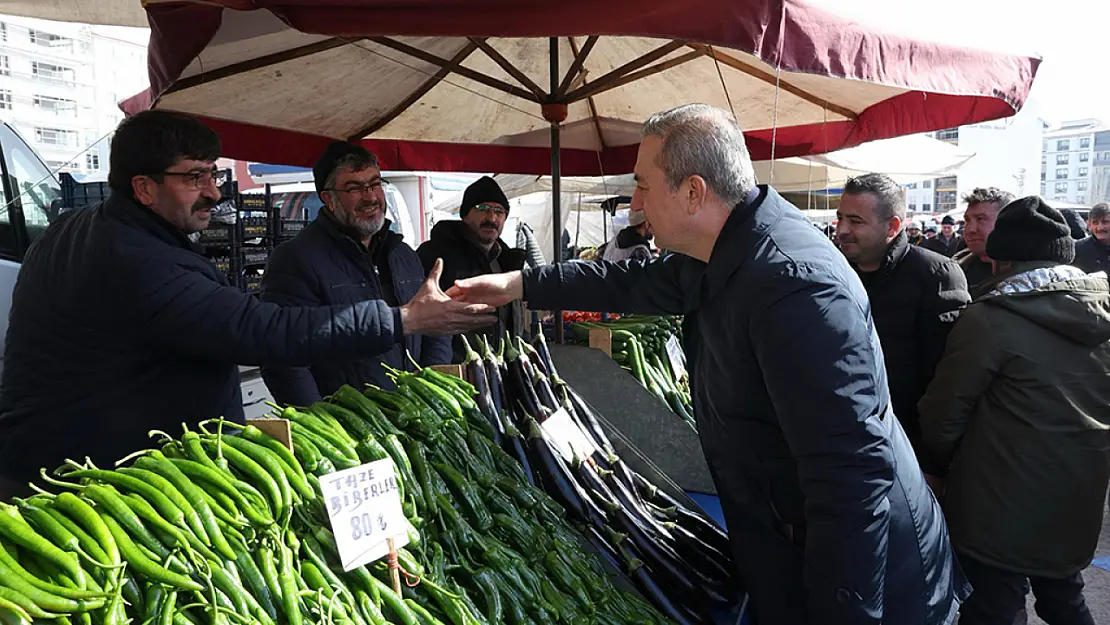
401,259,497,336
445,270,524,308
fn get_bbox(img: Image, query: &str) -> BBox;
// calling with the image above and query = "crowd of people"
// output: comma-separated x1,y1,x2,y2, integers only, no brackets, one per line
0,104,1107,625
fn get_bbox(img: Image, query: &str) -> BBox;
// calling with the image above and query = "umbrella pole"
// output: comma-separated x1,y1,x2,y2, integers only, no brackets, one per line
547,36,565,344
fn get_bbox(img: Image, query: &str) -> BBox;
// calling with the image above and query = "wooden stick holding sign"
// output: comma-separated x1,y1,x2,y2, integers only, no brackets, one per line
387,537,402,596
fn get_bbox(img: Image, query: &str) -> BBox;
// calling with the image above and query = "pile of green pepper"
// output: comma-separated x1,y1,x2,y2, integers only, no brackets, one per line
0,365,672,625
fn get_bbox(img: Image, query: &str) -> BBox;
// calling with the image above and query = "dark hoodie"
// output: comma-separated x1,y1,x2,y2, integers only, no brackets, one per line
416,220,527,363
918,262,1110,577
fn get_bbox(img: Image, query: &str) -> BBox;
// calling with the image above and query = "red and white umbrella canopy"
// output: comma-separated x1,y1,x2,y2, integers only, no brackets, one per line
126,0,1041,174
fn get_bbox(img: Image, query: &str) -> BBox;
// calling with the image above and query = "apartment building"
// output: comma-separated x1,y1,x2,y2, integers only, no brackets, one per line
1040,119,1110,206
0,15,146,177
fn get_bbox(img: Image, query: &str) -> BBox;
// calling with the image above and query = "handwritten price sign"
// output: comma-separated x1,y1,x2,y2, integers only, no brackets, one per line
319,459,409,571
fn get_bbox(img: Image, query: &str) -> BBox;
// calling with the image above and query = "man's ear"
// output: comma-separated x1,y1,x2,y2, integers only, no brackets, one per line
131,175,156,207
684,175,708,215
888,215,903,239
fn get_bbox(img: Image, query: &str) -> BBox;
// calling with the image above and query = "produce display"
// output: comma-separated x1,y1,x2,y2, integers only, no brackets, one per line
0,336,730,625
480,334,732,623
569,317,695,429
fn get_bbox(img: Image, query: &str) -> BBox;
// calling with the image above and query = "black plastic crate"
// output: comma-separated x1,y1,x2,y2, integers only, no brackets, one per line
239,215,271,240
241,273,263,294
59,172,109,210
239,193,269,212
280,219,308,237
208,255,232,275
198,224,234,246
240,247,271,266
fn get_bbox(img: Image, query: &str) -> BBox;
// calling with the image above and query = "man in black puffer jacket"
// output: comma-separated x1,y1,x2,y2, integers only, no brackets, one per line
0,115,492,497
261,142,451,405
836,174,970,467
417,176,527,363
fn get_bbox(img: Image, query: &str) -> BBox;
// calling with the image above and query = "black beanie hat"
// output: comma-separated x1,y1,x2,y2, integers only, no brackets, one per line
460,176,510,218
986,196,1075,265
940,215,956,226
313,141,374,196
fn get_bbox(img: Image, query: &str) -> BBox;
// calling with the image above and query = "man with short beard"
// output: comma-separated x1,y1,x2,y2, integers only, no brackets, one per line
261,142,452,405
952,187,1015,298
417,176,527,363
1072,203,1110,273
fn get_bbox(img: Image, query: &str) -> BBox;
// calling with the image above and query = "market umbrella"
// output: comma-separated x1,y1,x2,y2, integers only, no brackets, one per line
124,0,1039,340
0,1,148,27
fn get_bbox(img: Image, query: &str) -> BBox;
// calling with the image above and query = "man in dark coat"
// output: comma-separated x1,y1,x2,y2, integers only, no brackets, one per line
417,176,527,363
261,143,451,405
951,187,1015,298
0,112,493,497
922,215,964,257
919,198,1107,625
835,173,970,463
449,104,968,625
1072,202,1110,273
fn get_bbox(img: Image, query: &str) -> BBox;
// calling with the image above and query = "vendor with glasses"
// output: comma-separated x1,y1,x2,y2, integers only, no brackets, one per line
418,176,528,363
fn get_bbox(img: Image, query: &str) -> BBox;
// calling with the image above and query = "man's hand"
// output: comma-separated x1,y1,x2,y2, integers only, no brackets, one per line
445,270,524,308
401,259,497,336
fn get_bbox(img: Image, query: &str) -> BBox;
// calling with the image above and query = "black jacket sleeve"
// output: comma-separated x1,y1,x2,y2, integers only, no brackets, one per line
522,256,700,315
257,246,328,406
918,260,970,386
750,272,893,625
123,258,403,370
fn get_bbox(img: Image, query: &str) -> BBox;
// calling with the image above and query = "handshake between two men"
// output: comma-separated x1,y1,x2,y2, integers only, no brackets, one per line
398,259,525,337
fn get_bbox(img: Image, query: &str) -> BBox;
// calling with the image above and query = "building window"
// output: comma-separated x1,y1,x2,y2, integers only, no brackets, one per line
0,23,7,43
33,96,77,117
29,30,72,51
923,203,931,212
1081,137,1091,149
936,128,959,142
908,203,916,212
1056,168,1068,179
1040,184,1047,195
908,182,917,189
1079,167,1089,177
85,152,99,171
1078,195,1086,204
31,61,75,87
0,91,10,111
0,56,9,77
1055,181,1069,193
1056,196,1067,201
923,179,932,188
1080,152,1089,163
1041,154,1046,164
1057,139,1071,151
1041,171,1047,181
1057,154,1069,165
35,127,78,148
1078,180,1088,191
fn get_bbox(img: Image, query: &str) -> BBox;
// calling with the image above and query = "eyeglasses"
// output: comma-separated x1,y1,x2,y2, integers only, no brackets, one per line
159,168,228,190
328,181,383,196
473,203,508,216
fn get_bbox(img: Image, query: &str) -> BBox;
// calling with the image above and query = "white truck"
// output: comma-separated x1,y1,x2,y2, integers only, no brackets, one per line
0,122,276,418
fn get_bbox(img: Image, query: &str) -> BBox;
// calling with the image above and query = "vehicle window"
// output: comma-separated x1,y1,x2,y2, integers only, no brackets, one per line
0,124,61,250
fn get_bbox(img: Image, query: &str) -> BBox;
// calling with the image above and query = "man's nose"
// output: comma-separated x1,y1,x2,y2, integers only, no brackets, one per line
630,189,644,211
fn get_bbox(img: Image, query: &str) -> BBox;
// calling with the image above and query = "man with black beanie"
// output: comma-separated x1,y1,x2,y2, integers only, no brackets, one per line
418,176,527,362
921,214,964,257
918,196,1109,625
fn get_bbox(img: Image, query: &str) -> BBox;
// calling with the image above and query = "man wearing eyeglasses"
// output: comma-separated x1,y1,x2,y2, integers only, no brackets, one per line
417,176,527,363
0,111,494,497
260,142,452,405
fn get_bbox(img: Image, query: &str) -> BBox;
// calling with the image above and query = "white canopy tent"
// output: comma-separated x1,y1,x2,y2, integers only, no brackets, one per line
0,1,148,27
431,134,976,259
433,134,975,213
